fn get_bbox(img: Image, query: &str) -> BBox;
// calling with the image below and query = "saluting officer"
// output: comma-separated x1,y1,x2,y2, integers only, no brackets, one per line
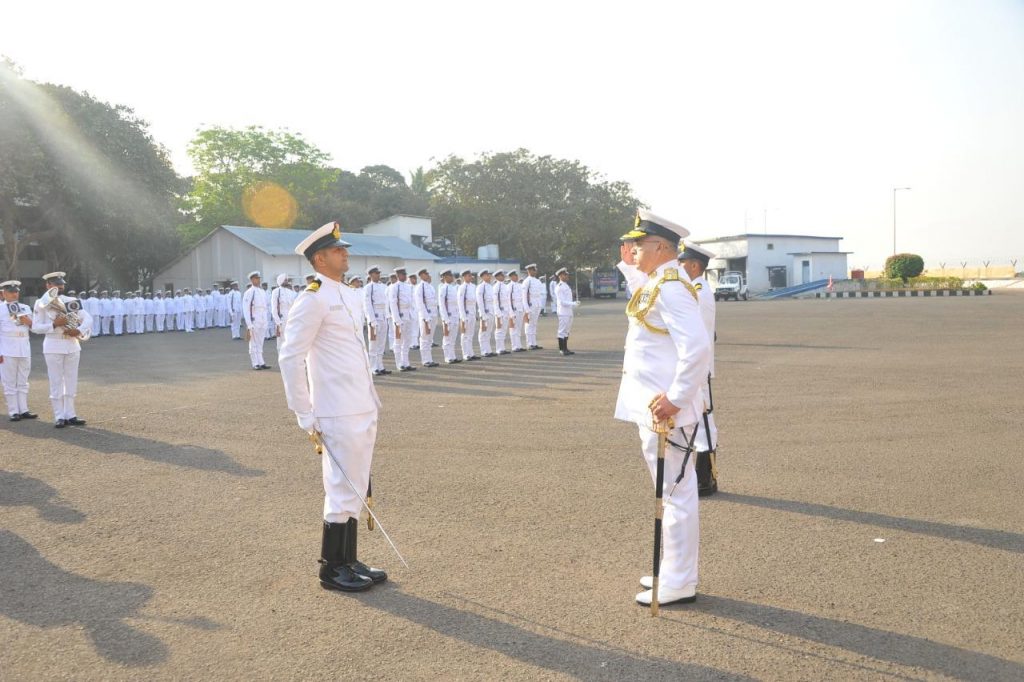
616,210,710,606
456,269,480,361
278,221,387,592
521,264,545,349
678,243,719,496
1,280,37,421
32,272,93,427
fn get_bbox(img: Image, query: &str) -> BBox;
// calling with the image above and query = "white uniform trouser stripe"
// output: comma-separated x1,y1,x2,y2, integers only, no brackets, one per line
320,412,377,523
639,423,699,590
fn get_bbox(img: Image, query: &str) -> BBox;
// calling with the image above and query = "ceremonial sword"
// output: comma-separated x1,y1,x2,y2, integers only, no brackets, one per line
308,431,409,568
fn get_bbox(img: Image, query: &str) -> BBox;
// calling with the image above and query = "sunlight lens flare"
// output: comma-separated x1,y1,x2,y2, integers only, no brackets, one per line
242,181,298,228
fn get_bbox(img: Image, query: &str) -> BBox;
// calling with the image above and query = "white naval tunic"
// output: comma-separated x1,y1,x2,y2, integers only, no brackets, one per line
457,281,477,359
615,260,710,592
413,280,437,364
362,281,388,371
1,302,33,416
692,274,717,451
522,275,546,347
279,275,381,523
475,281,494,355
554,281,577,339
387,280,415,368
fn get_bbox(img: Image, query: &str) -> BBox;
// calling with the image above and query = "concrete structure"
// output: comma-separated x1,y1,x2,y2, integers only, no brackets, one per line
361,215,433,248
153,224,438,292
695,233,850,292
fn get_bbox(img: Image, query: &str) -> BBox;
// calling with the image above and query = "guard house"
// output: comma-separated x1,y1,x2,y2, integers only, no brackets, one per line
694,233,850,292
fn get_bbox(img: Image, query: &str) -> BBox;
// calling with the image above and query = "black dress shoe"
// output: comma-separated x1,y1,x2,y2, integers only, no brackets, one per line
513,348,526,352
9,414,21,422
66,417,87,426
398,366,413,372
484,352,497,357
432,342,439,348
345,518,387,584
55,420,67,428
253,366,263,371
260,364,272,370
498,350,511,355
20,412,38,419
447,359,462,364
466,356,480,361
319,563,373,592
409,345,419,351
423,362,439,367
380,369,392,375
529,345,543,350
319,521,374,592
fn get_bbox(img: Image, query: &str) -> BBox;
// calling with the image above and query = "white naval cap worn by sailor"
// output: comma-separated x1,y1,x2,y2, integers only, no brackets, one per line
620,209,690,245
294,221,352,260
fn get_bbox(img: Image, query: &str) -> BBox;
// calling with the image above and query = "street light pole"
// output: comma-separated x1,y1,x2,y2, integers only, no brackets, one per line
892,187,911,254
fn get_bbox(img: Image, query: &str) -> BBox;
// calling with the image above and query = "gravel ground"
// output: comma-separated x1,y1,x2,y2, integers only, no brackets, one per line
2,293,1022,681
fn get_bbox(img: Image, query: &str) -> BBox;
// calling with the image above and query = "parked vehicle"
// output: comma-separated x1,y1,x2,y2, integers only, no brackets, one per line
592,269,620,298
715,271,749,301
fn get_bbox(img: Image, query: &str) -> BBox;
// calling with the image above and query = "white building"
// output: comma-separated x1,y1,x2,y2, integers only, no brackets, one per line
695,233,850,291
153,219,438,292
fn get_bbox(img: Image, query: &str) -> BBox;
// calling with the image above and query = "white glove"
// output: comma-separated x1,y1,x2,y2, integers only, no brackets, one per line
296,412,319,433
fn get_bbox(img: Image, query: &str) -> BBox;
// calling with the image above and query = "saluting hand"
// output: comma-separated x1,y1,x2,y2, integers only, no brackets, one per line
620,242,636,266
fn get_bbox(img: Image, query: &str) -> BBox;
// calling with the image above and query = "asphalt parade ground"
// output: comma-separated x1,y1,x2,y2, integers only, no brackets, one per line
2,293,1023,681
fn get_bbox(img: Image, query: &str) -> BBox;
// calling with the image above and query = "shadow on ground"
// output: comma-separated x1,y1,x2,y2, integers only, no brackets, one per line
358,587,754,681
0,530,168,666
0,470,86,523
685,594,1024,681
12,424,263,477
715,492,1024,554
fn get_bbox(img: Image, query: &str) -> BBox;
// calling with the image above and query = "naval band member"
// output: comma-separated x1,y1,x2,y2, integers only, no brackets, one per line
1,280,37,421
278,221,387,592
616,210,710,606
32,272,93,427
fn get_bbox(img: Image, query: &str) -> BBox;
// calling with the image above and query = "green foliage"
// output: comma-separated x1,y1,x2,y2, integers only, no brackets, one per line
305,165,428,231
970,281,988,291
0,61,181,287
181,126,336,243
426,149,641,273
884,253,925,282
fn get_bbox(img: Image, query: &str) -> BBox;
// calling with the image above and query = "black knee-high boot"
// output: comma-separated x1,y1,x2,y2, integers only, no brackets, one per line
346,518,387,583
319,521,373,592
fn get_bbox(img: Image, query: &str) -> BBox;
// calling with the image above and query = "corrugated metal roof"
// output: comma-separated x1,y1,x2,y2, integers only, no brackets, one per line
222,226,438,260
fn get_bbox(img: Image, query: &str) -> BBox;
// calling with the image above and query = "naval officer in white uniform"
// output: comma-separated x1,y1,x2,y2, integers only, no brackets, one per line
678,243,719,496
521,264,546,350
616,210,710,607
1,281,37,421
278,221,387,592
554,267,578,355
241,271,270,370
32,272,93,428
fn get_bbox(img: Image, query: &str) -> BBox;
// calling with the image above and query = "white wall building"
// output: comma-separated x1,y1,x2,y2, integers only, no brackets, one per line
695,233,850,291
153,223,438,292
361,214,433,247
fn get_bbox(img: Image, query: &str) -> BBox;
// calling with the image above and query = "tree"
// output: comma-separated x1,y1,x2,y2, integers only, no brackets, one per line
0,60,182,288
885,253,924,283
181,126,337,244
305,165,428,231
426,149,643,272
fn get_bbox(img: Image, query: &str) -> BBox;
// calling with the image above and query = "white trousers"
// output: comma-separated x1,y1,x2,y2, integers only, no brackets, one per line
459,318,476,359
217,309,227,327
248,325,266,367
639,422,699,590
113,315,124,335
195,311,206,329
440,319,457,361
134,314,145,333
44,352,81,421
368,321,387,371
409,316,420,348
145,314,154,332
509,311,524,350
393,318,413,368
557,314,573,339
418,316,435,364
320,411,377,522
694,384,718,451
230,312,242,339
1,355,30,415
494,315,508,351
155,314,165,332
525,305,542,346
101,316,111,335
478,315,494,355
125,315,134,334
91,315,101,337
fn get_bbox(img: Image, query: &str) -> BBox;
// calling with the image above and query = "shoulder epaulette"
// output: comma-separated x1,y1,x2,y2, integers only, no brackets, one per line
662,267,680,282
694,282,703,291
306,278,321,293
657,268,698,303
